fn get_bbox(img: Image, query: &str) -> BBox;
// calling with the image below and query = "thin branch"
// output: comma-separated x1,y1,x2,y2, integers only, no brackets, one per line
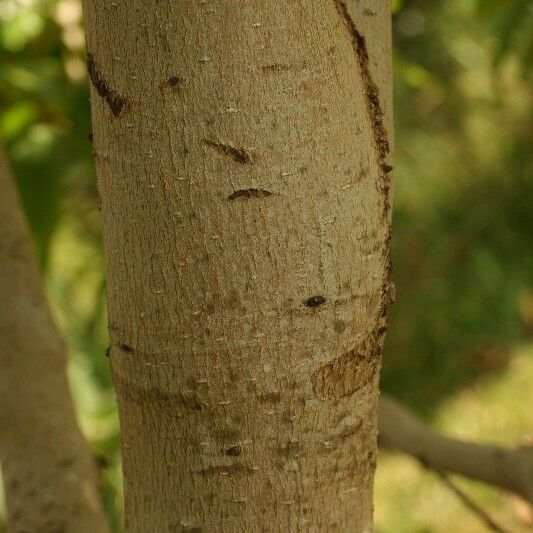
378,394,533,502
431,467,510,533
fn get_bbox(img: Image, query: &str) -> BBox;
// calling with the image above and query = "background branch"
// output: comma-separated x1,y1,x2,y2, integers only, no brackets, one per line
379,393,533,503
0,148,109,532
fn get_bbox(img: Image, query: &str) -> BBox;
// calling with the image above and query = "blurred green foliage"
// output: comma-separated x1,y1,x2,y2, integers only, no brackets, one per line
0,0,531,530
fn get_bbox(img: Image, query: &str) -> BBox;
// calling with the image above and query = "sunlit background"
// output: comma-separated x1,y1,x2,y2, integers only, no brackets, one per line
0,0,532,530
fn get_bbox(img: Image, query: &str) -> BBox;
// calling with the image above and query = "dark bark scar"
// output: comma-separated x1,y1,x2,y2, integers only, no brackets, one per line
304,295,326,308
332,0,391,219
119,343,134,353
203,139,254,164
87,52,129,117
228,188,272,200
225,445,242,457
159,76,184,92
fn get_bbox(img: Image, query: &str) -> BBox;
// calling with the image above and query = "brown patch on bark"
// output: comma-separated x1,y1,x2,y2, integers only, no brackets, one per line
87,52,129,117
114,376,209,411
228,188,272,201
203,139,254,164
261,63,291,73
257,391,282,404
334,319,347,333
311,332,381,400
159,76,184,91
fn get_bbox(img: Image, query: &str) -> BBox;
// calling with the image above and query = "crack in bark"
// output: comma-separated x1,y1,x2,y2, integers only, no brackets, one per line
203,139,254,164
332,0,391,219
87,52,129,117
159,76,184,92
228,188,272,200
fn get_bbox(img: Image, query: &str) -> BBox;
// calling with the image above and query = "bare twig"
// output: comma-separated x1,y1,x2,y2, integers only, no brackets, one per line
432,467,510,533
379,394,533,502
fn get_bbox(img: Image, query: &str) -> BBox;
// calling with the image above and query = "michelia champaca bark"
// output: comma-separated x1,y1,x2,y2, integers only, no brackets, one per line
83,0,393,530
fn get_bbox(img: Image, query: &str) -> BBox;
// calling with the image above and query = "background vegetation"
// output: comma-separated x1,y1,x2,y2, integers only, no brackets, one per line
1,0,531,530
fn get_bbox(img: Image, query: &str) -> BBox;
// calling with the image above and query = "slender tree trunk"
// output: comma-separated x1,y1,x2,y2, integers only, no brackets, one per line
0,148,109,532
84,1,393,530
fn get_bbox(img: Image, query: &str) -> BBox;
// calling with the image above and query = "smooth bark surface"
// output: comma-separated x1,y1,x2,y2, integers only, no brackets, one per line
379,395,533,503
0,149,109,532
84,1,393,530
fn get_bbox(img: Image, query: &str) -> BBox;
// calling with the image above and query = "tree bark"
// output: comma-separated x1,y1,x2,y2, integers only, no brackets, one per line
84,1,393,530
0,148,109,532
379,395,533,503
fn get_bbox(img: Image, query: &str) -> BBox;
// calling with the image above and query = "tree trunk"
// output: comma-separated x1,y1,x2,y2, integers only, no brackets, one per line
0,148,109,532
83,0,393,530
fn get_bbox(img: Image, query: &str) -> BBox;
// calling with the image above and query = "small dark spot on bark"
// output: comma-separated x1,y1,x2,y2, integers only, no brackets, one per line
377,325,388,336
381,163,394,173
159,76,184,91
185,377,200,390
261,63,291,73
334,319,347,333
225,445,242,457
304,295,326,308
203,139,254,164
87,52,129,117
105,345,110,357
363,8,376,16
119,343,133,353
227,188,272,201
279,440,301,458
